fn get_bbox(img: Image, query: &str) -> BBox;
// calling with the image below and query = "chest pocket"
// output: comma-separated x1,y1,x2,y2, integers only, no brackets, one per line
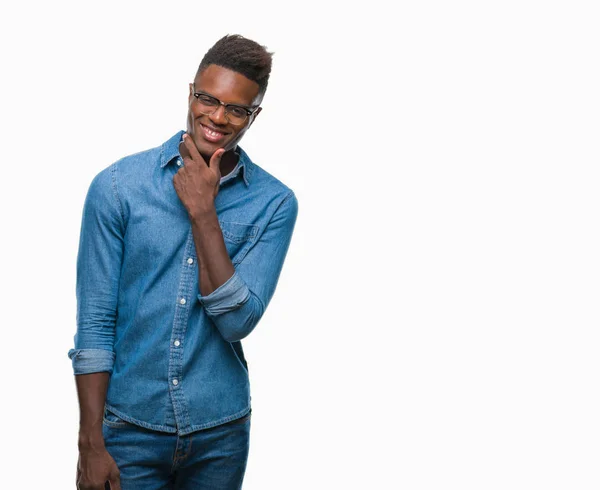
219,220,259,264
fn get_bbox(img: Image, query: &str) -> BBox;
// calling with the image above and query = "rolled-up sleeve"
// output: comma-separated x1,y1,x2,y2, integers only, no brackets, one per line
198,191,298,342
68,164,125,375
67,348,116,375
197,270,251,315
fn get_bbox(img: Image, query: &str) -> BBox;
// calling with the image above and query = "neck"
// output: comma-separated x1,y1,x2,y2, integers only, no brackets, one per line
218,148,239,177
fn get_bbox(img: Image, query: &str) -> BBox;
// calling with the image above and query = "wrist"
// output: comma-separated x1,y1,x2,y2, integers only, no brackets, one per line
78,427,105,450
190,204,218,224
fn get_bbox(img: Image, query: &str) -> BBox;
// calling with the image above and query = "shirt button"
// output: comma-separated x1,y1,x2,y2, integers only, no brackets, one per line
179,298,186,305
174,340,181,347
172,379,179,386
177,159,182,167
187,257,194,265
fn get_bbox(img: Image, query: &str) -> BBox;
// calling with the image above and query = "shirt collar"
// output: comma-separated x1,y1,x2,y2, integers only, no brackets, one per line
159,130,253,186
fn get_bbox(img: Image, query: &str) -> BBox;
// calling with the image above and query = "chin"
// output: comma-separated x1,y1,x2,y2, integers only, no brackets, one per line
190,134,211,154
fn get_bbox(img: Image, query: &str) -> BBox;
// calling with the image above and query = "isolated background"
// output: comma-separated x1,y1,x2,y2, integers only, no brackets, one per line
1,1,599,488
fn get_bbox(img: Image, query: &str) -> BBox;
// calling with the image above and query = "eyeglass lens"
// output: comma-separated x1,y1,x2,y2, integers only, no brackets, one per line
194,94,248,125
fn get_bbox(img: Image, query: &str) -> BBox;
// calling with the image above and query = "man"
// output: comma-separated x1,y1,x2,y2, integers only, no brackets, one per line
68,34,298,489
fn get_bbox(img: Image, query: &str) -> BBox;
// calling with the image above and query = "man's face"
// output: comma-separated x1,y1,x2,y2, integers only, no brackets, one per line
186,64,263,159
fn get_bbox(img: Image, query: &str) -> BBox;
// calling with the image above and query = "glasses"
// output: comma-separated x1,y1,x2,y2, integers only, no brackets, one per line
191,84,260,126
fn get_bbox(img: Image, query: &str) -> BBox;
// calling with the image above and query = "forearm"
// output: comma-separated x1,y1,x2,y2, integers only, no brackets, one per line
192,192,298,343
75,372,110,449
191,206,235,297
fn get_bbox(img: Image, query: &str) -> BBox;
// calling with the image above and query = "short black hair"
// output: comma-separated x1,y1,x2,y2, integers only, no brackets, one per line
196,34,274,102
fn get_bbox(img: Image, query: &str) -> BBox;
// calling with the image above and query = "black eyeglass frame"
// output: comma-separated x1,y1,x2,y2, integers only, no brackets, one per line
191,84,261,125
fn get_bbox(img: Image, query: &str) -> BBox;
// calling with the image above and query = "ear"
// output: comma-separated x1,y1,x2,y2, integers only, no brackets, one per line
248,107,262,128
188,83,194,102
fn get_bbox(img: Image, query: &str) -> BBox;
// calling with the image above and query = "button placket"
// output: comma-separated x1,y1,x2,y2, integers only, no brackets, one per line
167,228,197,432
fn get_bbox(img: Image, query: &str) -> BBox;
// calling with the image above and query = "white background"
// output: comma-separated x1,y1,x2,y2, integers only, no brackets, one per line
1,1,599,488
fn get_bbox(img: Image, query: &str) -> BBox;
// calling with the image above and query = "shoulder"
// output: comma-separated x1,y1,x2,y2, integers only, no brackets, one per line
91,131,180,189
241,147,296,207
249,162,298,220
111,143,163,180
109,131,182,180
251,162,293,193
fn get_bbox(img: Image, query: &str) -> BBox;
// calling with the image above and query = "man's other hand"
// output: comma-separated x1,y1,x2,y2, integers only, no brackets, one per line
76,447,121,490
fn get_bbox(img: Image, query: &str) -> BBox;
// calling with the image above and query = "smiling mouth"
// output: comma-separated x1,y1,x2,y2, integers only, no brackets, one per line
199,123,228,143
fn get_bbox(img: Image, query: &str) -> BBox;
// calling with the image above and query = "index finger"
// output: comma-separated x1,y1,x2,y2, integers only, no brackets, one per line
108,477,122,490
178,140,192,164
181,133,207,167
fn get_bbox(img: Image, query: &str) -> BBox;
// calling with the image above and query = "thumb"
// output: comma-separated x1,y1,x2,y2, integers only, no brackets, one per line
108,474,122,490
210,148,226,170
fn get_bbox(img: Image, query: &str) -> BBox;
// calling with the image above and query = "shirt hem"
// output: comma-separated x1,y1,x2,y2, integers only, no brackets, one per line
104,403,252,435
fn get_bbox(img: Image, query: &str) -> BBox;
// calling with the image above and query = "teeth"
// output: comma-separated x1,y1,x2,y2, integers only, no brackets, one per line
204,126,223,137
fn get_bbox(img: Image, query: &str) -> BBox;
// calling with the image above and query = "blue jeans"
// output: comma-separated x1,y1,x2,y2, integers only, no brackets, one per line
102,407,251,489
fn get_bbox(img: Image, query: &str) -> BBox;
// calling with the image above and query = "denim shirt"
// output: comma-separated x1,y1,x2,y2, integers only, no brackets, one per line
68,130,298,435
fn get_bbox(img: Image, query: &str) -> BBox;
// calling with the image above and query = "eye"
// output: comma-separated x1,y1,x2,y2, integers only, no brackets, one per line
228,106,247,118
196,94,218,106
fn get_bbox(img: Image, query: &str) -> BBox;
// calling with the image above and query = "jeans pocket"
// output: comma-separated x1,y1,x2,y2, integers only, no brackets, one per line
102,408,131,429
227,410,252,426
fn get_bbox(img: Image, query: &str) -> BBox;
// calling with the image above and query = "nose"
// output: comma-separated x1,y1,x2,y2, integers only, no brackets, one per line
209,104,228,126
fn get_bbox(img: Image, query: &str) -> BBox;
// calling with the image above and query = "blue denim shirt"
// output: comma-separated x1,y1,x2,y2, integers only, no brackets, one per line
68,130,298,435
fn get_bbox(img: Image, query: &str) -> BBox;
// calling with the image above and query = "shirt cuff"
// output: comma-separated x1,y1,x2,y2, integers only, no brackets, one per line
68,348,115,375
197,270,251,315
